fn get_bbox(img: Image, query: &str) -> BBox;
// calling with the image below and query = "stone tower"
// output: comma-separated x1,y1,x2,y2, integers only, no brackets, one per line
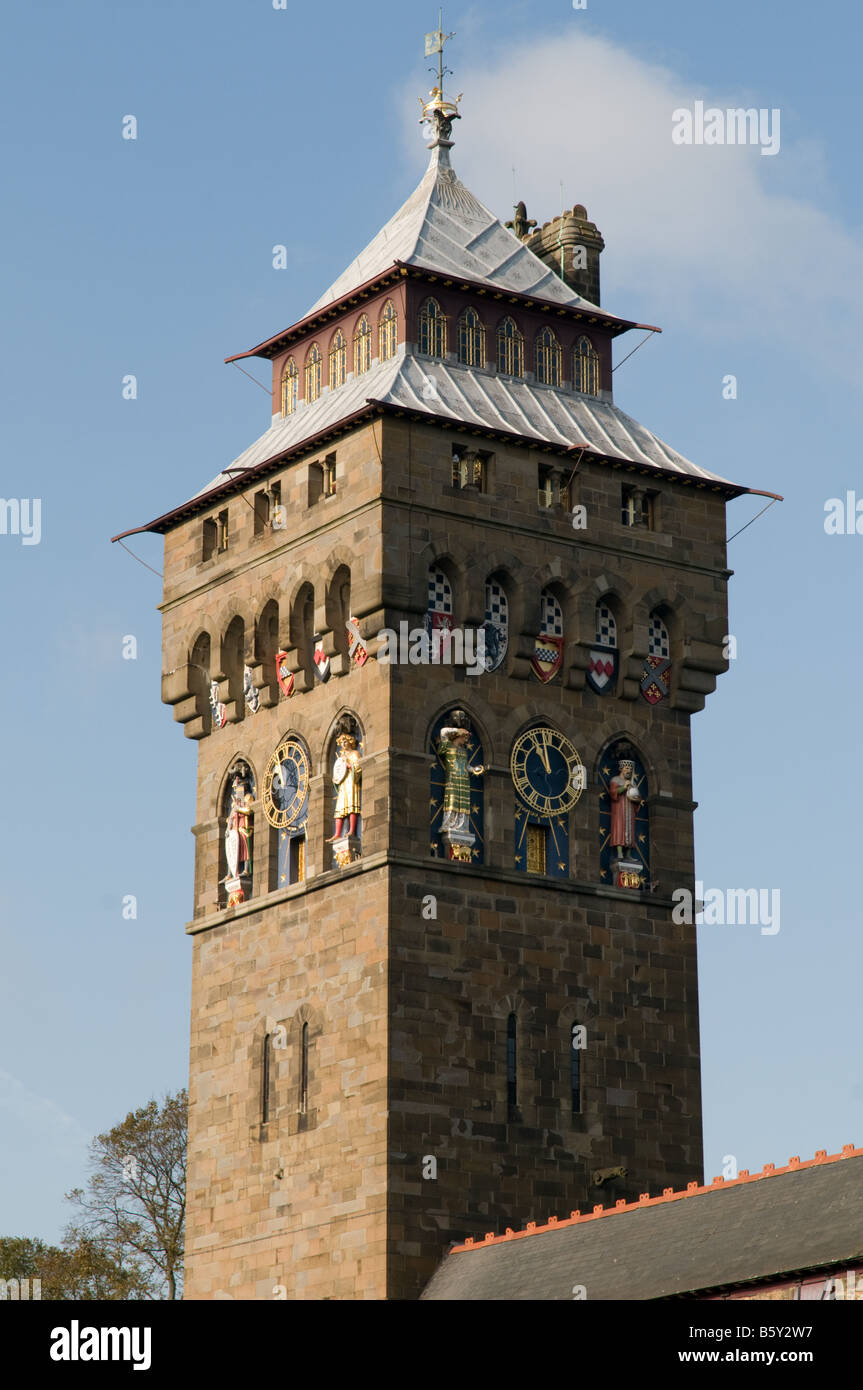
116,73,753,1302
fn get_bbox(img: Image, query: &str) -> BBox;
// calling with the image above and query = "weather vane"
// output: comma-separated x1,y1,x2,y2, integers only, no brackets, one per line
420,10,462,145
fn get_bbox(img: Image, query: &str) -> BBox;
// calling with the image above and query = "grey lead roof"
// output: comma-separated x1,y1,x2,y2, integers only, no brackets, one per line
305,144,605,318
421,1153,863,1301
192,348,739,500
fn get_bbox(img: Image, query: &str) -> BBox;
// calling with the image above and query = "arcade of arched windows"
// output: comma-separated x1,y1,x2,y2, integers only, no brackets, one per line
276,301,604,415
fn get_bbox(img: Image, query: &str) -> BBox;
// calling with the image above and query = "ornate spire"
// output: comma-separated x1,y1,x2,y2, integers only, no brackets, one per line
419,10,462,150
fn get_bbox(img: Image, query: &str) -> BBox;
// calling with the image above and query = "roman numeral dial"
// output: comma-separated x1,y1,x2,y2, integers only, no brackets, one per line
510,727,584,817
263,738,310,829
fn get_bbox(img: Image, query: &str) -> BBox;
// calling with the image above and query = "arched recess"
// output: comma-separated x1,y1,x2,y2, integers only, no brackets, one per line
595,735,651,891
511,719,574,879
290,582,316,690
217,757,256,908
530,582,567,684
326,564,352,662
490,994,534,1124
266,729,310,893
559,1000,597,1124
429,706,485,865
220,614,246,721
481,570,511,673
190,631,213,734
291,1002,324,1132
638,595,678,705
586,596,622,696
323,711,364,868
255,598,280,704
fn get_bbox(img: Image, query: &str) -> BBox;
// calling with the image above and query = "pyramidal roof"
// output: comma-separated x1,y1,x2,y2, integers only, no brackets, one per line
305,143,603,318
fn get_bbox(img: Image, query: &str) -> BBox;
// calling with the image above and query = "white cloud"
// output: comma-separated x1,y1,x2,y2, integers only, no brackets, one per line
402,30,863,380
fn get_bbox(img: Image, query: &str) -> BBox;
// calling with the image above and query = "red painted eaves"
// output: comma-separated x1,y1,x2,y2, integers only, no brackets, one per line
452,1143,862,1254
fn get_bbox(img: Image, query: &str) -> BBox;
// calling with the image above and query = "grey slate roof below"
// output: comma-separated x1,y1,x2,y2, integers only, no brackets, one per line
192,349,739,502
305,145,604,319
421,1153,863,1301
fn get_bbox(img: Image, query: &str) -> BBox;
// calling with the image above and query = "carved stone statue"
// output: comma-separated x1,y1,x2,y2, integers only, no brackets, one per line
327,731,361,843
436,710,483,836
505,200,537,241
609,759,643,856
224,766,254,904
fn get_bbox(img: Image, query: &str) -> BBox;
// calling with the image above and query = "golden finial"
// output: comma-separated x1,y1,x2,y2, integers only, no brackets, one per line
420,10,462,146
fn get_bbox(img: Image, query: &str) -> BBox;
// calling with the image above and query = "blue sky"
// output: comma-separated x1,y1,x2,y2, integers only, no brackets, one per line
1,0,861,1242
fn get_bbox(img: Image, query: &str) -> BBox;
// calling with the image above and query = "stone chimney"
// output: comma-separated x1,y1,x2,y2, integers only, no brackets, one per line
510,202,605,306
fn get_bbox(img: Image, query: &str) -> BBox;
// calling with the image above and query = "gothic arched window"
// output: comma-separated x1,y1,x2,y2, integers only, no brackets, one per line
281,357,298,416
328,330,346,389
530,587,564,684
378,300,398,361
496,316,524,377
587,600,619,695
418,297,446,358
353,315,372,375
573,335,600,396
506,1014,518,1111
482,578,509,672
304,344,322,403
457,307,485,367
535,327,562,387
648,610,670,659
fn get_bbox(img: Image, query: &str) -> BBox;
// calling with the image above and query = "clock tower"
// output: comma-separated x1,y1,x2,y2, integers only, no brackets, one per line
117,44,760,1300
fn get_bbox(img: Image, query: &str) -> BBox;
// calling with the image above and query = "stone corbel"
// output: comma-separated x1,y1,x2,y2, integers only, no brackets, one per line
511,629,537,681
672,639,730,714
162,662,208,740
619,647,645,702
567,641,590,690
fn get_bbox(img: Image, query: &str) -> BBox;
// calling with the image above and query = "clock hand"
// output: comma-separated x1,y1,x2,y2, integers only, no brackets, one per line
538,732,551,774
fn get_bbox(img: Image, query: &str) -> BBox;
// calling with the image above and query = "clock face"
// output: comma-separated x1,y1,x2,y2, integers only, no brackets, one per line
510,727,584,817
263,738,310,829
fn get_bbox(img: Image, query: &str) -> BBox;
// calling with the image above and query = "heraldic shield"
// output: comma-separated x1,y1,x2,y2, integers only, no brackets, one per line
313,637,331,682
587,647,618,694
640,655,671,704
530,636,564,683
275,651,294,699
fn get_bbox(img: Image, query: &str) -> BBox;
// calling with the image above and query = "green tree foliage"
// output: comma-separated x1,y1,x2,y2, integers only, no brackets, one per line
0,1234,146,1300
65,1090,187,1300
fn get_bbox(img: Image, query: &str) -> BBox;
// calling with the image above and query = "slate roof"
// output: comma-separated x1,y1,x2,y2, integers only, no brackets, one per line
189,349,741,503
306,144,607,319
421,1146,863,1301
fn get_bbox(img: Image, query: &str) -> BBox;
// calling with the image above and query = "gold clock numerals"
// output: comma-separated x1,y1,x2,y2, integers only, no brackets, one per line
263,738,310,828
510,726,585,816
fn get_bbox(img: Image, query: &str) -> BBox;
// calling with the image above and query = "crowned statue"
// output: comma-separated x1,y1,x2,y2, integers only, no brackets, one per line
609,758,643,858
327,725,362,865
224,765,254,905
435,711,483,860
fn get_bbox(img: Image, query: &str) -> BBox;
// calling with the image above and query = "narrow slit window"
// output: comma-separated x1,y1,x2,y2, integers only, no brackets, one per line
261,1034,271,1124
506,1013,517,1110
299,1021,309,1113
570,1022,582,1116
